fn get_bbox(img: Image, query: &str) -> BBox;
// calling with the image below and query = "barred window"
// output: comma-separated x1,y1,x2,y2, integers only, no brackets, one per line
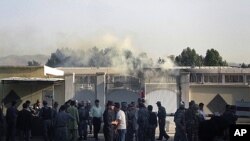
225,75,243,83
204,74,222,83
190,73,202,83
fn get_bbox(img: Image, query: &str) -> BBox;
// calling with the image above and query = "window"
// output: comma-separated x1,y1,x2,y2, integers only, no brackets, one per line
225,75,243,83
246,75,250,83
204,74,222,83
190,73,202,83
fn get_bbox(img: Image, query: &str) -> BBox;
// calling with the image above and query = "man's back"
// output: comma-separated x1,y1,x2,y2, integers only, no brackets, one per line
157,106,167,119
67,106,79,129
137,107,149,128
40,106,52,120
17,109,32,130
117,110,126,130
6,106,18,124
55,111,74,127
148,111,157,127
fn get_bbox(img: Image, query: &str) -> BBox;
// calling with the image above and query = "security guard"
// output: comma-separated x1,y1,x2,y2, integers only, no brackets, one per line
156,101,169,141
54,105,74,141
174,102,187,141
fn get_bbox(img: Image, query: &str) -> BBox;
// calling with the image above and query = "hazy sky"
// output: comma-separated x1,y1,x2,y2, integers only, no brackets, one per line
0,0,250,63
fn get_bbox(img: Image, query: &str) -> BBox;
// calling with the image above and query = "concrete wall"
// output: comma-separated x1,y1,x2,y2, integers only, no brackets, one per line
65,74,75,101
190,85,250,123
0,66,44,79
54,83,65,106
190,86,250,115
96,74,106,108
0,82,52,111
180,74,190,108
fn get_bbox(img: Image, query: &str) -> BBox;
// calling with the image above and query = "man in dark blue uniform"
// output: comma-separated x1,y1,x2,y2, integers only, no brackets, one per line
174,102,187,141
6,101,18,141
39,101,53,141
103,101,116,141
54,105,74,141
147,105,157,141
156,101,169,141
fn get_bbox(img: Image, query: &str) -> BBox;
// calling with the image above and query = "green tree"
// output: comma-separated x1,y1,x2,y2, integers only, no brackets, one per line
204,49,228,66
175,47,203,66
27,60,41,66
46,48,71,67
241,63,248,68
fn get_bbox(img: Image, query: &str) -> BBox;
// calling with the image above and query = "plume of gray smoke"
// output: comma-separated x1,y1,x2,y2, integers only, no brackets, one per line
46,47,179,80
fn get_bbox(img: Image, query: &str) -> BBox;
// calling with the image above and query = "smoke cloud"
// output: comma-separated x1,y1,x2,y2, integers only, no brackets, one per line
46,34,178,80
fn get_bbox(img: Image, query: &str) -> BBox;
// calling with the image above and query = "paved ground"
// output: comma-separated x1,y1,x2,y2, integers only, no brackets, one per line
4,132,175,141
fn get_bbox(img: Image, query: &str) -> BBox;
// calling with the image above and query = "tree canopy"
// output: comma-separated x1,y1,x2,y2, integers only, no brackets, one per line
46,47,230,69
204,49,228,66
27,60,41,66
175,47,228,66
175,47,203,66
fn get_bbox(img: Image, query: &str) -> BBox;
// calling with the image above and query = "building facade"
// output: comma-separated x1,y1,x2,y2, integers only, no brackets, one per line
1,66,250,123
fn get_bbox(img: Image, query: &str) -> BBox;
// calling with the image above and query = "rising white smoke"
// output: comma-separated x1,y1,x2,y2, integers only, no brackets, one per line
46,33,179,80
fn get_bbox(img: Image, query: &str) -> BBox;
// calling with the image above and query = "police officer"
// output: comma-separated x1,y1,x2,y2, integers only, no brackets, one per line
174,102,187,141
137,102,149,141
54,105,74,141
6,101,18,141
17,103,32,141
39,100,53,141
103,101,116,141
156,101,169,141
85,100,93,134
78,101,88,140
126,103,137,141
185,101,199,141
147,105,157,141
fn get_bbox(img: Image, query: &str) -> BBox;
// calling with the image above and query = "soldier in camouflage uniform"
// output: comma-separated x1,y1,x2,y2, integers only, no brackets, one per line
185,101,200,141
67,100,80,141
174,102,187,141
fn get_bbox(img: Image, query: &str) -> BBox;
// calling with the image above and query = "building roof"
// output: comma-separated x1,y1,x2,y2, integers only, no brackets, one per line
0,77,64,82
187,67,250,74
57,66,250,75
57,67,127,75
0,66,64,79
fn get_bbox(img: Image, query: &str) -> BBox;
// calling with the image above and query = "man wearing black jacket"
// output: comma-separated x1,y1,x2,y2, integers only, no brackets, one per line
17,103,32,141
147,105,157,141
103,101,116,141
156,101,169,141
6,101,18,141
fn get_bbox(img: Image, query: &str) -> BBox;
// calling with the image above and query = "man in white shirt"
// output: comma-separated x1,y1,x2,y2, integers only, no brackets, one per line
198,103,206,120
90,99,103,141
114,102,127,141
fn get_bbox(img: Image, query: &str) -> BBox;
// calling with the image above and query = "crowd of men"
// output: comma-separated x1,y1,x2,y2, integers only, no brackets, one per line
0,98,238,141
0,98,170,141
173,101,238,141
